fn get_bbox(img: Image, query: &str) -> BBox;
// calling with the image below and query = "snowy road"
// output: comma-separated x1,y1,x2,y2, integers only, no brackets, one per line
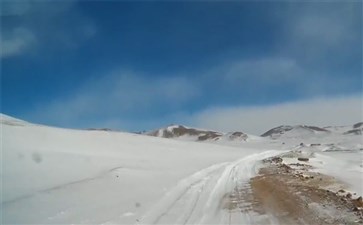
139,150,282,225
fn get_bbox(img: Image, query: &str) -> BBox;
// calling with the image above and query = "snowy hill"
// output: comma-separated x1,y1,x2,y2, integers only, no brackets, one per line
1,114,273,224
261,125,330,139
260,123,362,152
146,124,260,143
0,113,31,126
261,123,363,139
324,122,363,135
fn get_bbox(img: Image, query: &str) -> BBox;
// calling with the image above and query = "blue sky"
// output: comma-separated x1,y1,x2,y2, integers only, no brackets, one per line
1,1,362,134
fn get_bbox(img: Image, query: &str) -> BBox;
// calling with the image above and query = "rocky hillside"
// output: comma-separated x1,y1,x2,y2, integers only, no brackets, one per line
261,125,330,139
324,122,363,135
146,125,249,142
343,122,363,135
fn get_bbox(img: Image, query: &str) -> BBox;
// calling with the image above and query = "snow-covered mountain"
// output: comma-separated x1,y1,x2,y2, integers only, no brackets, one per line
324,122,363,135
260,123,363,139
145,125,257,143
261,125,330,139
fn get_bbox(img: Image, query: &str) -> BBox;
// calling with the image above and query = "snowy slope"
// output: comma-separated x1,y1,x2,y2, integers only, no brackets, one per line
0,114,31,126
1,114,276,224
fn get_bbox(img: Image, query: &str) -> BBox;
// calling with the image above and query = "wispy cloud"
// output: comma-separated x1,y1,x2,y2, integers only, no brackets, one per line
1,1,32,16
282,2,362,65
191,95,363,135
0,0,74,16
213,58,301,84
27,70,199,128
0,27,35,58
1,0,96,59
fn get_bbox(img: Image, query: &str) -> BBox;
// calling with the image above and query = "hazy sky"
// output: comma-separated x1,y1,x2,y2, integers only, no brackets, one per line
1,1,362,134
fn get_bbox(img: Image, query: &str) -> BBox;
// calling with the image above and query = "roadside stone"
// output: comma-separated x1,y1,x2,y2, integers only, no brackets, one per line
298,157,309,162
271,157,283,163
353,196,363,208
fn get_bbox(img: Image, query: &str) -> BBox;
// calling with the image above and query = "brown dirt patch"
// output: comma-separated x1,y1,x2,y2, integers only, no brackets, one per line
249,160,363,225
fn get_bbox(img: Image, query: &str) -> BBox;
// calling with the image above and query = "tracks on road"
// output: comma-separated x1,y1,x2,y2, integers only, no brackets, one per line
138,150,282,225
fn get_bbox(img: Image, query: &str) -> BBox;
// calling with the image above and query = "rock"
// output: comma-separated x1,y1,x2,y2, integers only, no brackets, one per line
298,157,309,162
346,193,352,198
271,157,283,163
353,196,363,208
310,143,321,146
338,189,345,193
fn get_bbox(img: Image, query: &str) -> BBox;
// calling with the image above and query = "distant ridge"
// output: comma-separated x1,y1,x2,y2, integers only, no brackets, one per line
343,122,363,135
261,125,329,138
146,124,250,142
0,113,30,126
262,123,363,138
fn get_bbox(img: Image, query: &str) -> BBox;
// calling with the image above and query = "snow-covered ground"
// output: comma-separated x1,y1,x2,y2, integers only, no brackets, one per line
1,114,362,224
272,130,362,196
1,114,279,224
310,151,363,195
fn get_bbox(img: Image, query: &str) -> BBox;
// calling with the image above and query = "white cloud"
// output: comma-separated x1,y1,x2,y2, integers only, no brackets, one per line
191,95,363,135
197,56,357,99
212,58,301,84
0,27,35,58
283,2,361,61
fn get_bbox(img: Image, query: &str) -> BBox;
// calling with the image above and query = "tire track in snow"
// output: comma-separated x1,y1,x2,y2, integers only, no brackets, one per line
138,162,229,224
138,150,284,225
